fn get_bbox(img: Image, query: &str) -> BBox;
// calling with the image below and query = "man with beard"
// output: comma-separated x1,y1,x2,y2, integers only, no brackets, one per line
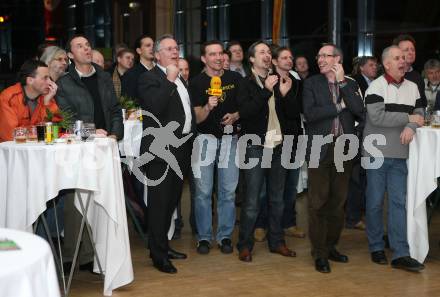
237,41,297,262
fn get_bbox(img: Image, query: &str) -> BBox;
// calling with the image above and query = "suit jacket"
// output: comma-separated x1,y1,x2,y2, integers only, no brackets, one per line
121,63,149,103
137,66,196,164
353,73,369,98
56,63,124,140
302,74,365,161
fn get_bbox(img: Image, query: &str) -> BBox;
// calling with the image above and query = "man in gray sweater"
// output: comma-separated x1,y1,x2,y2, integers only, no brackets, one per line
363,45,425,272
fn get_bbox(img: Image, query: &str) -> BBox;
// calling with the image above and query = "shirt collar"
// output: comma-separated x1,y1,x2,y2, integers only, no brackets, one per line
157,63,185,83
361,73,373,85
141,61,155,71
156,63,167,75
384,73,404,85
75,65,96,78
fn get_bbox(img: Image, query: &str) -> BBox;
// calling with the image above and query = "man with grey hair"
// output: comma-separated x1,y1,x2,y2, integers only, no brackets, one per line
423,59,440,109
303,43,364,273
137,34,195,274
363,45,425,272
39,46,69,82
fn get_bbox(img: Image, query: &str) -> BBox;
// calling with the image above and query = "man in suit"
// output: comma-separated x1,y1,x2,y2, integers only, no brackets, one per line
121,35,155,102
302,43,364,273
137,34,195,274
353,56,378,97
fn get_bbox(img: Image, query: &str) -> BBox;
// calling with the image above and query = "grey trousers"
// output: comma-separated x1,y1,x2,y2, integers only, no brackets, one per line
62,190,94,265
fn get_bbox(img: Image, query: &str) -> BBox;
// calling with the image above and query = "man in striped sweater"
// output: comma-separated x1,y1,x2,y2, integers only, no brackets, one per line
363,45,425,272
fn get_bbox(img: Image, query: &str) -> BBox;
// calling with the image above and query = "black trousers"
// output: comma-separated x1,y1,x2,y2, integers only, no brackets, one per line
145,142,191,262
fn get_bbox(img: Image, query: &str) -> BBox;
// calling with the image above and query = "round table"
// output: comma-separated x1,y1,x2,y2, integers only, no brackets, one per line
0,228,60,297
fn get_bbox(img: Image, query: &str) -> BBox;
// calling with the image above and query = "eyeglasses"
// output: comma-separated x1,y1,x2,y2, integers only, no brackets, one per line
159,46,180,52
315,54,337,60
54,57,69,63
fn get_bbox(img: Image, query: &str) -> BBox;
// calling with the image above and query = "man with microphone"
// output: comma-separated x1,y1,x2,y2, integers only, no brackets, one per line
189,40,243,255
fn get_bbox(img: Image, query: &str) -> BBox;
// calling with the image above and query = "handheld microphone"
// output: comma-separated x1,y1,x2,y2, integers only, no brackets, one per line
208,76,223,101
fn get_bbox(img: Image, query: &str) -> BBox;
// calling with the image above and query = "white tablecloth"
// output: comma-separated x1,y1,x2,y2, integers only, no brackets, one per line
407,127,440,263
118,120,143,158
0,139,134,296
0,228,60,297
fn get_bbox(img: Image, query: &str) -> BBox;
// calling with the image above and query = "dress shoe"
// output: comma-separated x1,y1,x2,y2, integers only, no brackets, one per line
153,259,177,274
371,250,388,265
270,244,296,257
328,249,349,263
168,248,187,260
254,228,267,242
391,256,425,272
284,226,306,238
238,248,252,262
315,258,331,273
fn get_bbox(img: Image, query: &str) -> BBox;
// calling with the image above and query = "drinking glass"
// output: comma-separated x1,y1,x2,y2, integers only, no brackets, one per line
27,126,38,142
14,127,27,143
36,124,45,142
81,123,96,141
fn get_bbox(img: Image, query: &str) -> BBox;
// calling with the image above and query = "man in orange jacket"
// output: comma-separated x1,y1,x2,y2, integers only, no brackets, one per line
0,59,59,142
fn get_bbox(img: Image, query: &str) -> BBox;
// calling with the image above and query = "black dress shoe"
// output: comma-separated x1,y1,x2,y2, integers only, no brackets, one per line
153,259,177,274
328,249,349,263
391,256,425,272
168,248,187,260
371,250,388,265
315,258,331,273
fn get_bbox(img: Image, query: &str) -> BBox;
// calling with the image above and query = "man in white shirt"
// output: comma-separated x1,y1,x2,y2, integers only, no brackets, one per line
137,34,196,274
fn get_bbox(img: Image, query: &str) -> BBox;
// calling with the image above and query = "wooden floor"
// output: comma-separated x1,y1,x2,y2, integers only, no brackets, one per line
70,184,440,297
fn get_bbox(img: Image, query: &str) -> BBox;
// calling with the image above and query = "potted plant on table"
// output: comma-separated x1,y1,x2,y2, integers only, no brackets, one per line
46,108,75,137
119,95,140,120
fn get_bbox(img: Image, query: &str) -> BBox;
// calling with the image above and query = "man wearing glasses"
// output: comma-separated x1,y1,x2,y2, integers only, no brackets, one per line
302,43,364,273
137,34,195,274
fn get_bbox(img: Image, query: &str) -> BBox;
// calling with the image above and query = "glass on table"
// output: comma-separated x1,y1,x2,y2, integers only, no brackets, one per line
14,127,27,143
432,114,440,128
27,126,38,142
81,123,96,141
36,123,45,142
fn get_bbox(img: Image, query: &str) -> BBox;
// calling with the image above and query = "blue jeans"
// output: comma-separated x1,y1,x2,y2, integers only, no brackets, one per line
237,145,286,251
255,167,300,229
193,134,238,243
366,158,410,260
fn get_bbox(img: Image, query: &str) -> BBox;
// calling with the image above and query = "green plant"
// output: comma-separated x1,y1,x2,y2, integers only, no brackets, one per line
46,108,75,129
57,109,75,129
119,95,138,110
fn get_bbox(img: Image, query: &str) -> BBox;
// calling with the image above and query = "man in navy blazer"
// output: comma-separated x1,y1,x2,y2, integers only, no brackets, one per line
302,43,364,273
138,35,196,274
